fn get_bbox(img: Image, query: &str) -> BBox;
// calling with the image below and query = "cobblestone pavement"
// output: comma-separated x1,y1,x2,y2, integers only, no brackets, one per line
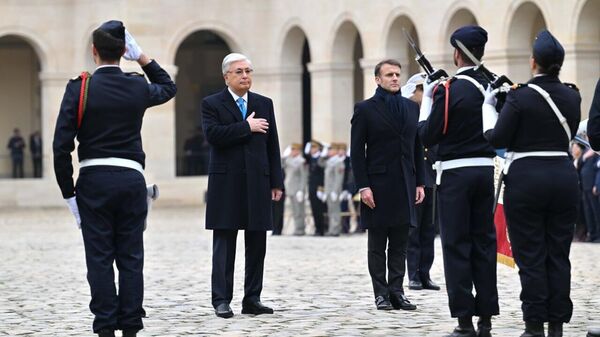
1,206,599,337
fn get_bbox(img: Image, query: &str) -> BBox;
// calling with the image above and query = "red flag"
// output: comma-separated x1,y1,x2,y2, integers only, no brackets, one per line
494,203,515,268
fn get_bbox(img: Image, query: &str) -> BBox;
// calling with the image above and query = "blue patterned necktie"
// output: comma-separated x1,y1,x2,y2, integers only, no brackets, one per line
236,97,247,119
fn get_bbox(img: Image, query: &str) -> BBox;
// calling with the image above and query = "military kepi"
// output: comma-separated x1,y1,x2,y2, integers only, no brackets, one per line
450,25,488,49
533,30,564,68
98,20,125,41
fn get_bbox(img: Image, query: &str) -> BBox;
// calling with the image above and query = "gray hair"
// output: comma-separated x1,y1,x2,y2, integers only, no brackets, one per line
222,53,252,75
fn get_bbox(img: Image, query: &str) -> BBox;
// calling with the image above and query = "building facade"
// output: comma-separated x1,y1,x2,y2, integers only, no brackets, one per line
0,0,598,206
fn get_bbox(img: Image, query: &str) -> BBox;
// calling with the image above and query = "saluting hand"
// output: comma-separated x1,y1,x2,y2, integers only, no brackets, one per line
360,188,376,209
247,112,269,133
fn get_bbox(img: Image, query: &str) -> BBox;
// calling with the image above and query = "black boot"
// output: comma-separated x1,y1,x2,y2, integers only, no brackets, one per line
97,329,115,337
520,321,545,337
477,316,492,337
445,316,476,337
122,330,137,337
548,322,563,337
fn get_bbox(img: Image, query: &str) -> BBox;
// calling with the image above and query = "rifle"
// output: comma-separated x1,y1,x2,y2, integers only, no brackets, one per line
402,28,448,84
454,40,513,90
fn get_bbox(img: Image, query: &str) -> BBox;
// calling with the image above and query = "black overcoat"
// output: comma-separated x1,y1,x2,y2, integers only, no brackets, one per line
351,93,425,228
202,88,284,231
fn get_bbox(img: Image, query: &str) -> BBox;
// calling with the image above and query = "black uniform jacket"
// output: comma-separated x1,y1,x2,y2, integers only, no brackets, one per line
351,93,425,228
485,75,580,151
418,68,496,161
586,79,600,149
53,61,177,198
202,88,284,231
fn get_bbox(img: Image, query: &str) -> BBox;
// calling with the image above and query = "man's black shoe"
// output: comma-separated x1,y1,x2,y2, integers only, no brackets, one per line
97,329,115,337
445,327,477,337
520,321,544,337
122,330,138,337
374,296,393,310
408,280,423,290
422,278,441,290
241,300,274,315
215,303,234,318
548,322,563,337
390,293,417,310
477,316,492,337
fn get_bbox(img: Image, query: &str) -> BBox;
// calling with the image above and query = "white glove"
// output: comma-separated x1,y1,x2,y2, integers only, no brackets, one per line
317,190,326,202
123,29,143,61
482,85,500,133
145,184,159,231
282,145,291,158
304,142,312,155
330,191,338,202
65,196,81,229
320,144,329,158
339,190,350,201
295,191,304,202
419,77,440,122
483,85,499,106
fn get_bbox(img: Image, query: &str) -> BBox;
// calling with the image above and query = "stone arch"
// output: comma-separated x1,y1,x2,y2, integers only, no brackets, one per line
173,30,233,176
279,25,312,146
441,8,478,70
0,34,43,178
385,14,421,83
506,1,547,82
167,21,242,65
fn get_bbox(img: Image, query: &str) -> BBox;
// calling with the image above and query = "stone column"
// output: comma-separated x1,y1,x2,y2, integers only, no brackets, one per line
307,62,354,144
141,64,178,181
360,58,379,99
252,65,304,149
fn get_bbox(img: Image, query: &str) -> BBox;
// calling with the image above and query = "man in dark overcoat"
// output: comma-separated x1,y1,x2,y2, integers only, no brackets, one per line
202,52,284,318
351,59,425,311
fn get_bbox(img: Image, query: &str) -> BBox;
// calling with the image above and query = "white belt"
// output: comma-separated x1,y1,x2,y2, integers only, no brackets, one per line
79,157,144,175
433,157,494,185
503,151,568,175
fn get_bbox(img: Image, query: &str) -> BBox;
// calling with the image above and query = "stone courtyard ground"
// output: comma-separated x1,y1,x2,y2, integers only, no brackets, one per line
1,206,599,336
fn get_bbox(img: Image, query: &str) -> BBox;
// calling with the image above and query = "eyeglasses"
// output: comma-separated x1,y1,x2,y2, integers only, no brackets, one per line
228,68,254,76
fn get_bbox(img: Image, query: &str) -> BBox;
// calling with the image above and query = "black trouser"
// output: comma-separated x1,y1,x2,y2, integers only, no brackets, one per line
582,190,600,241
76,166,147,333
367,225,409,298
309,188,326,235
32,156,42,178
438,166,499,318
407,186,436,283
12,155,23,178
504,158,578,323
211,230,267,308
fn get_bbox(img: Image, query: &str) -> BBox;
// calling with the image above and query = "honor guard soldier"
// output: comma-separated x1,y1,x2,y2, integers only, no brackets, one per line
483,30,581,337
306,140,327,235
586,78,600,151
418,25,499,337
283,143,308,235
53,21,176,337
324,143,346,236
401,73,441,292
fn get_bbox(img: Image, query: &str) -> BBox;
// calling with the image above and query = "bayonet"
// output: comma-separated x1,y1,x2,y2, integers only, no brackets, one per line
455,40,514,89
403,28,448,83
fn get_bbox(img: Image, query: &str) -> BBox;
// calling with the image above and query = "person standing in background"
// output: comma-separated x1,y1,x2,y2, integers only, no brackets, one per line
7,128,25,178
30,130,43,178
283,143,307,235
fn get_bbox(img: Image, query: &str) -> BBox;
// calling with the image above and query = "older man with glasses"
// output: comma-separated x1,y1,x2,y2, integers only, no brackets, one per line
201,53,284,318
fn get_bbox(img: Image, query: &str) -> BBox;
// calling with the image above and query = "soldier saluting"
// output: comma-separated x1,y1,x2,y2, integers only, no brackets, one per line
483,30,580,337
53,20,176,337
418,25,499,337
